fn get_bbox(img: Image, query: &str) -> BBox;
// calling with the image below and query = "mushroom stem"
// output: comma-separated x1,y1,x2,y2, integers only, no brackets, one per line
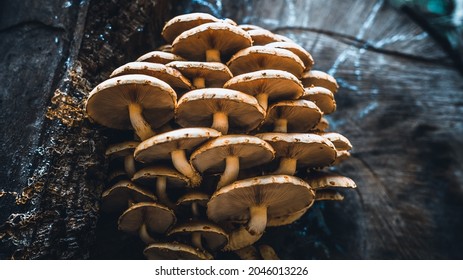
193,77,206,89
124,154,136,177
272,157,297,175
256,93,269,111
156,176,176,209
128,103,156,141
171,149,201,187
206,49,221,62
225,226,263,251
247,205,268,235
191,232,204,250
191,202,200,217
273,118,288,133
212,112,229,134
217,156,240,189
139,223,156,244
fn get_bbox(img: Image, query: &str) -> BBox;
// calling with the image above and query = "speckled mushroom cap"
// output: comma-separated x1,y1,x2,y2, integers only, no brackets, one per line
101,180,157,213
302,86,336,114
226,46,305,77
86,74,177,131
105,141,139,158
136,51,185,64
162,12,220,43
176,88,265,134
247,29,286,45
167,221,229,251
144,242,213,260
264,100,322,132
166,61,232,88
132,166,191,188
301,70,339,93
305,171,357,190
172,22,252,62
319,132,352,151
266,41,314,71
109,62,192,92
118,202,176,235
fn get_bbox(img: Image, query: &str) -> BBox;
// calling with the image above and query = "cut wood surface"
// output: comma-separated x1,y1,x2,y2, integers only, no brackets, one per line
1,0,462,259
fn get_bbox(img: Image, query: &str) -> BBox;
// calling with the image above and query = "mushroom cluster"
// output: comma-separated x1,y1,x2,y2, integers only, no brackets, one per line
86,12,357,260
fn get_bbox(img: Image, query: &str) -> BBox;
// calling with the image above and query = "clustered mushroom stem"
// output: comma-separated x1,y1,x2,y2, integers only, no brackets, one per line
273,118,288,133
256,93,269,111
139,223,156,244
217,156,240,189
156,176,176,209
272,157,297,175
171,149,201,187
191,232,204,250
212,111,229,134
225,226,263,251
247,205,268,235
124,154,136,177
206,49,221,62
128,103,156,141
193,77,206,89
191,202,200,217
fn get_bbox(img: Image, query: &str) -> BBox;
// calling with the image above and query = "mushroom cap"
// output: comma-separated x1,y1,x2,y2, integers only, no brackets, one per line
305,171,357,190
176,88,265,133
162,12,220,43
264,100,322,132
313,116,329,132
109,62,192,91
132,166,191,188
167,221,228,251
319,132,352,150
134,127,221,163
105,141,139,158
86,74,177,130
256,133,337,169
226,46,305,77
172,22,252,62
144,242,213,260
333,150,351,165
315,190,344,201
207,175,315,224
266,41,314,71
302,86,336,114
101,180,157,213
166,61,232,87
223,69,304,102
190,135,275,173
156,44,173,52
177,192,210,206
118,202,176,235
136,51,185,64
301,70,339,93
247,29,285,45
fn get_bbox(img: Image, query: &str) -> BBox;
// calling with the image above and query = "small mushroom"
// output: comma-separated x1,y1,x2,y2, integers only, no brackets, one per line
101,180,156,213
312,116,329,132
144,242,213,260
166,61,232,88
266,41,314,71
301,86,336,114
264,100,322,133
136,51,185,64
333,150,351,165
167,221,228,251
176,192,210,218
259,244,280,260
305,171,357,190
301,70,339,94
319,132,352,151
176,88,265,134
162,12,220,43
247,29,286,45
105,141,139,177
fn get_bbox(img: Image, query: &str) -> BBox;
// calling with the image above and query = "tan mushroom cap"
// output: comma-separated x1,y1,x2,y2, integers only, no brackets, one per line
223,69,304,111
176,88,265,134
301,70,339,93
168,221,228,251
136,51,185,64
320,132,352,151
162,12,220,43
305,171,357,190
313,116,329,132
132,166,190,188
264,100,322,133
118,202,176,235
109,62,192,92
247,29,285,45
302,86,336,114
314,190,344,201
144,242,213,260
101,180,156,213
256,133,337,174
226,46,305,77
166,61,232,88
172,22,252,62
207,175,315,236
105,141,139,158
266,41,314,71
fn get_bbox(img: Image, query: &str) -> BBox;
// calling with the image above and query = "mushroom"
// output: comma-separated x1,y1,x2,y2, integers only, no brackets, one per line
190,135,275,189
225,226,264,251
118,202,176,244
86,74,177,140
101,180,156,213
301,70,339,94
256,133,337,175
312,116,329,132
333,150,351,165
134,127,221,186
172,22,252,62
301,86,336,114
226,46,305,77
223,69,304,111
207,175,315,236
259,244,280,260
144,242,213,260
176,88,265,134
105,141,139,177
132,166,190,209
247,29,286,45
166,61,232,88
264,100,322,133
305,171,357,190
266,41,314,71
167,221,228,251
314,190,344,201
136,51,185,64
161,12,220,43
176,192,209,218
319,132,353,151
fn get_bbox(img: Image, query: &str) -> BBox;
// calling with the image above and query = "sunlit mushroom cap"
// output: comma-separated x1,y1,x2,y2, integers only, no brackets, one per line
319,132,352,151
166,61,232,87
305,171,357,190
266,41,314,71
247,29,286,45
227,46,305,77
162,13,220,43
132,166,191,188
301,70,339,93
118,202,176,235
105,141,139,158
144,242,213,260
264,100,322,132
101,180,156,213
136,51,185,64
134,127,221,163
172,22,252,62
167,221,228,251
176,88,265,133
302,86,336,114
190,135,275,173
86,74,177,130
